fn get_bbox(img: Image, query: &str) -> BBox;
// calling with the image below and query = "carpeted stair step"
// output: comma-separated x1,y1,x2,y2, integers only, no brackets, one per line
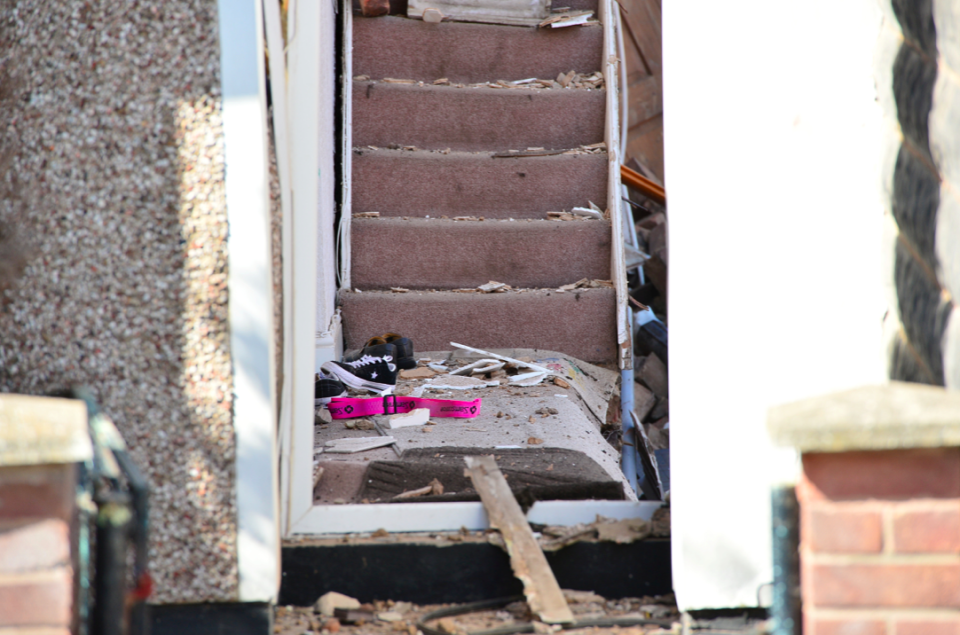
353,81,605,152
339,288,617,364
351,218,611,290
351,148,607,219
353,16,603,84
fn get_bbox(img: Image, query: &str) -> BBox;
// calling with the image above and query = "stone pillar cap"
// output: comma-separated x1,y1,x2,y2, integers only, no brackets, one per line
0,394,92,466
767,381,960,453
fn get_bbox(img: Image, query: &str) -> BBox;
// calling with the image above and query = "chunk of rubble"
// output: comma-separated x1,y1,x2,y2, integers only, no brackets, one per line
425,374,499,390
400,367,436,379
450,359,504,376
388,408,430,429
478,281,511,293
316,591,361,617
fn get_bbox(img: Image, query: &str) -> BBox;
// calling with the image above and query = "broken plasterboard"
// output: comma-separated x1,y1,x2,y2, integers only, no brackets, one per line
323,436,397,454
408,0,550,27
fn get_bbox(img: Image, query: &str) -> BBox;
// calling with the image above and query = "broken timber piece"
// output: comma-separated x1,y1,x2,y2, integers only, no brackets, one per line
539,10,594,28
408,0,549,26
463,455,574,624
620,164,666,205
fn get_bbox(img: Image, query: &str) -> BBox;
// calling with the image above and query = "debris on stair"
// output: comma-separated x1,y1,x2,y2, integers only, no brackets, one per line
536,511,669,551
324,436,398,453
407,0,550,27
539,10,596,28
275,592,684,635
393,478,444,499
353,72,604,91
387,408,431,429
477,281,511,293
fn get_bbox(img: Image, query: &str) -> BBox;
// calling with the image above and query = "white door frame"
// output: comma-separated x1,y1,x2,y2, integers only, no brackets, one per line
279,0,640,537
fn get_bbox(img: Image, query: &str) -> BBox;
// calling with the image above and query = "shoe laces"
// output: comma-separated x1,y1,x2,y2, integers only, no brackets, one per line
347,354,396,372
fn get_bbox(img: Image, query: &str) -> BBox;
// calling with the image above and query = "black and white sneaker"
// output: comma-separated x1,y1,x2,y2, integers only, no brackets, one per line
344,332,416,370
315,371,347,405
321,346,399,394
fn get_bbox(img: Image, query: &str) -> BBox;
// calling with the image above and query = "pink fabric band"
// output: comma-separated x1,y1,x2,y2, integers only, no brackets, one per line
326,395,482,419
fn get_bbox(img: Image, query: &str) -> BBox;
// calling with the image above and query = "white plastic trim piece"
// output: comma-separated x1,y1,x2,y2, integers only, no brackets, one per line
286,0,323,533
289,500,660,534
263,0,295,541
218,0,279,603
600,0,630,370
339,8,354,290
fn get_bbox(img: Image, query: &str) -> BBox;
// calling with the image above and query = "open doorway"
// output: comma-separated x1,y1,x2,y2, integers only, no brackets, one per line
279,0,668,542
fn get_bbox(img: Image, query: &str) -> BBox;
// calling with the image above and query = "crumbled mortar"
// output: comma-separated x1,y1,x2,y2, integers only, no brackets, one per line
0,1,238,602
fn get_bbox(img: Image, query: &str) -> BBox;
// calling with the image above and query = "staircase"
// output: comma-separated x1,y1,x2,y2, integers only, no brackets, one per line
341,7,617,365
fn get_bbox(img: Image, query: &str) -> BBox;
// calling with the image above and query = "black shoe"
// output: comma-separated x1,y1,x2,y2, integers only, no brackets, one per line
345,332,416,370
322,345,399,393
315,372,347,405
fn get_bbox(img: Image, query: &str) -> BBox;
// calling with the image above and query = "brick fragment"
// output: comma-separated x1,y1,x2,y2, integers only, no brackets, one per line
894,503,960,553
801,449,960,501
0,519,70,573
806,505,883,553
811,563,960,608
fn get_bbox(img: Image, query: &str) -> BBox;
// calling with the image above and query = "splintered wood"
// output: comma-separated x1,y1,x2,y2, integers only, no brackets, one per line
463,456,574,625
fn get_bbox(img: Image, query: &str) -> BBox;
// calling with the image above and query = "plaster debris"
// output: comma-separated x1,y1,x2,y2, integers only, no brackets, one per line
387,408,431,429
400,367,436,379
425,374,499,390
450,359,505,376
539,10,594,28
478,281,511,293
317,592,362,617
324,437,398,453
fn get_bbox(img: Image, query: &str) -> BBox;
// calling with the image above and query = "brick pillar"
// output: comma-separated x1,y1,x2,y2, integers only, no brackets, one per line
0,464,77,634
798,448,960,635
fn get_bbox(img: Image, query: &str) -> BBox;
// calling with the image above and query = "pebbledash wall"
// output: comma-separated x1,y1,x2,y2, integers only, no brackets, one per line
0,1,263,604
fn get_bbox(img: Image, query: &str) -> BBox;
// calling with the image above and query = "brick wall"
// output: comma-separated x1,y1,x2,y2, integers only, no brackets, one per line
798,448,960,635
0,464,76,633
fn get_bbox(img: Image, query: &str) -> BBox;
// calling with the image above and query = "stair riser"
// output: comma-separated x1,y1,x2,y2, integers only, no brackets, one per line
353,17,603,84
351,218,611,289
353,82,605,151
340,289,618,363
352,150,607,219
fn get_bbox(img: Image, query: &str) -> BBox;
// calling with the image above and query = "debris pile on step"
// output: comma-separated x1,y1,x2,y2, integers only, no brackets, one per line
353,72,604,90
311,337,633,505
275,591,681,635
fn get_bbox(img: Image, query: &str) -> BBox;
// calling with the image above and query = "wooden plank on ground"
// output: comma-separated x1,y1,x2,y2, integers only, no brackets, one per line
463,455,574,625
